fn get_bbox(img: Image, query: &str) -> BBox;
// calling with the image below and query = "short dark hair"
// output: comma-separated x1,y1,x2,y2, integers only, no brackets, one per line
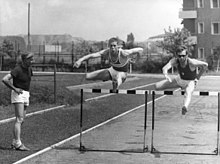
108,37,120,45
108,37,125,48
21,52,34,61
16,52,34,65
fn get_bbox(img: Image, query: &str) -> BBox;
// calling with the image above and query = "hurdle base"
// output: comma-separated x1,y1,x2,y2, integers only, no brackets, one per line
79,146,148,153
150,147,218,155
79,145,86,151
151,147,156,153
143,146,148,152
214,148,218,155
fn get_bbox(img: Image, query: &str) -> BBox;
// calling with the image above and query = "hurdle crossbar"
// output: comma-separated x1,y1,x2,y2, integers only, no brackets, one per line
151,90,219,96
151,90,220,155
79,88,149,153
83,88,149,95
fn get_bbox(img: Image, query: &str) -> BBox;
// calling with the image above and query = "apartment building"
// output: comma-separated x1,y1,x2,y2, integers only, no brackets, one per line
179,0,220,59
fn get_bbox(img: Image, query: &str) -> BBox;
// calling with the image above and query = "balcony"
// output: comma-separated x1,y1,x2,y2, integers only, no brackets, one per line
179,9,197,19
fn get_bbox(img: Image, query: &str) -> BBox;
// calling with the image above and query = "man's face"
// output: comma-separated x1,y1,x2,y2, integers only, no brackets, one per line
177,50,187,63
24,57,34,67
109,41,118,53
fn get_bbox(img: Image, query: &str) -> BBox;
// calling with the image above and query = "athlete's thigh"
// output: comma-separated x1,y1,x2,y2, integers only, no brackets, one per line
185,81,195,93
156,78,179,90
86,69,111,81
14,103,25,117
117,72,127,83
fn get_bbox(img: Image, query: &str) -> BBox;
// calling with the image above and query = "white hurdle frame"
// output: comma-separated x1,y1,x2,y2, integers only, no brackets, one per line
79,88,149,153
151,90,220,155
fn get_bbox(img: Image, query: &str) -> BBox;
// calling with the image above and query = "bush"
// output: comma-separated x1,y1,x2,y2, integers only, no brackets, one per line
2,58,16,71
140,55,172,73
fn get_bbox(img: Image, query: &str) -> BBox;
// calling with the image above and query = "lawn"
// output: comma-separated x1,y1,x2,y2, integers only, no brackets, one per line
0,72,85,120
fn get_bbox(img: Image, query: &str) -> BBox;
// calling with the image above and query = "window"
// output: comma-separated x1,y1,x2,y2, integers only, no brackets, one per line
198,48,205,59
198,22,204,34
211,0,220,8
211,22,220,34
198,0,204,8
212,48,220,55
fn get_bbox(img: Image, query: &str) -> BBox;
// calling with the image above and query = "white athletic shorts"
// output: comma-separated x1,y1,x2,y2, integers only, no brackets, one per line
108,67,127,83
175,75,195,89
11,90,30,106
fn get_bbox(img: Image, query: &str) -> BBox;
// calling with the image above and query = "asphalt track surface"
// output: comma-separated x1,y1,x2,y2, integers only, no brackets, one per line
1,74,220,164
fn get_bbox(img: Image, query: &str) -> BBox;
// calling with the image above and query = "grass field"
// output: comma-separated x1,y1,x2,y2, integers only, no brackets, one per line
0,72,88,120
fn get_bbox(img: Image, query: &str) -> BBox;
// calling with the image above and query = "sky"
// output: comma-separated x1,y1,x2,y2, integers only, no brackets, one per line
0,0,183,42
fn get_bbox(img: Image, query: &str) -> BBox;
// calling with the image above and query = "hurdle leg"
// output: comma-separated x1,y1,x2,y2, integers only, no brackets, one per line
79,89,85,151
143,91,148,152
215,92,220,155
151,91,156,153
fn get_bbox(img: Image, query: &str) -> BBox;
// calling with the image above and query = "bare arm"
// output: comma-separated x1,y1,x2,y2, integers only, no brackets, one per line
74,49,107,68
2,74,23,94
162,58,176,82
123,47,143,56
162,58,176,75
189,59,208,80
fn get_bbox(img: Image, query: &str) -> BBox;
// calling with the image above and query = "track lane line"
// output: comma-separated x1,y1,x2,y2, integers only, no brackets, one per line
0,105,65,125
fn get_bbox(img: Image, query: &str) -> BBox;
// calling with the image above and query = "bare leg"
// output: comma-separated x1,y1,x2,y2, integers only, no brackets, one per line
86,69,111,81
12,104,30,150
13,103,25,146
183,81,195,109
112,72,127,93
155,78,179,90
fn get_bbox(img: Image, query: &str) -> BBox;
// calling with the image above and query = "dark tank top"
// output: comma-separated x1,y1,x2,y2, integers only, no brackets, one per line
109,49,129,72
177,59,197,80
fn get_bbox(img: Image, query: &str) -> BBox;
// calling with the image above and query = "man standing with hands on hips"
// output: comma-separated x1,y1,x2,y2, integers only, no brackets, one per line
2,52,34,151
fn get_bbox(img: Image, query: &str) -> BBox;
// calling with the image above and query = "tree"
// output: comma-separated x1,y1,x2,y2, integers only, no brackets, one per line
157,27,193,57
125,33,135,49
1,39,15,58
0,39,16,70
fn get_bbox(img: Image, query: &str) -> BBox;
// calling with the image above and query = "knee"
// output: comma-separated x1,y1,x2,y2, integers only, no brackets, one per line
16,117,24,125
154,83,160,90
85,74,90,80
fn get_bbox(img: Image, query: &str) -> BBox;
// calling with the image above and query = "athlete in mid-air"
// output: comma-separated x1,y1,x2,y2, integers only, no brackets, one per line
74,37,143,92
155,46,208,115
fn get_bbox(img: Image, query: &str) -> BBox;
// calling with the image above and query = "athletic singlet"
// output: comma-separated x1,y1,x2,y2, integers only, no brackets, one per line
109,49,130,72
177,59,197,80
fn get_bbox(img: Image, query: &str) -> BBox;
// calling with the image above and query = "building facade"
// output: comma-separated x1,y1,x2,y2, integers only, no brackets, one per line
179,0,220,60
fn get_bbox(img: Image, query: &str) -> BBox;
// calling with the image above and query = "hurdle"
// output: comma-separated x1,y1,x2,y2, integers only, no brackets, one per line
151,90,220,155
79,88,149,153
